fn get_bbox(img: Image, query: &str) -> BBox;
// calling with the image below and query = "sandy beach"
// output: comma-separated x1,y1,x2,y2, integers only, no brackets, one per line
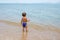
0,20,60,40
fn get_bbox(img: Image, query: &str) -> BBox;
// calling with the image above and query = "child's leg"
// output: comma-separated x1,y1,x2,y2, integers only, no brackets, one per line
23,27,24,32
26,26,28,32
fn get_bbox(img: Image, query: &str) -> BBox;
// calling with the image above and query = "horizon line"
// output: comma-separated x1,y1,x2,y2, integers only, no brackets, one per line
0,3,60,4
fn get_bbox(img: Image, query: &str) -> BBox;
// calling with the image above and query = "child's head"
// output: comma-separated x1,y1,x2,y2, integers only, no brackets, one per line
22,12,26,17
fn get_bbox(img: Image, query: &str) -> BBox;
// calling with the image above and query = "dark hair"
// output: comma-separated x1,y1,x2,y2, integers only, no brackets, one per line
22,12,26,17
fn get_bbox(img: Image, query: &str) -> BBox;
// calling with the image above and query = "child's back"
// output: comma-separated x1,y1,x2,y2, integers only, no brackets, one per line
22,17,27,22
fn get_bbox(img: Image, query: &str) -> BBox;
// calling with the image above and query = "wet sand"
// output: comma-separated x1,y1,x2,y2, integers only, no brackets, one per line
0,20,60,40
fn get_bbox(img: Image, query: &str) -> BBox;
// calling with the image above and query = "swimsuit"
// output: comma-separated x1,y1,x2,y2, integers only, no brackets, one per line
22,22,27,27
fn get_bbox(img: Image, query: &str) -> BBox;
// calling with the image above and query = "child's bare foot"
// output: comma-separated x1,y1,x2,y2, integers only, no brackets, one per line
23,29,24,32
23,30,24,32
26,30,28,32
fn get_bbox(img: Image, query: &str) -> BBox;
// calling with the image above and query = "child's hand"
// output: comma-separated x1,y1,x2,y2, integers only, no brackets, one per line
28,19,30,22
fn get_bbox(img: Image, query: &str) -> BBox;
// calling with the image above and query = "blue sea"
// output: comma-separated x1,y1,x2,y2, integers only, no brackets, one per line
0,3,60,28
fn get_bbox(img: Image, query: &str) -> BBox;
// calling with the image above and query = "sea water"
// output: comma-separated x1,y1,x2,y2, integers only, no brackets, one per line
0,3,60,28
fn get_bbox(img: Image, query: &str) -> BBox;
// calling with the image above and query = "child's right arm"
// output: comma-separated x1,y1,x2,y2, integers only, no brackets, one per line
27,19,30,22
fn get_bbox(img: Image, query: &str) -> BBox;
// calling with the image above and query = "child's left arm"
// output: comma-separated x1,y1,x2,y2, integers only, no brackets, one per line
21,18,22,24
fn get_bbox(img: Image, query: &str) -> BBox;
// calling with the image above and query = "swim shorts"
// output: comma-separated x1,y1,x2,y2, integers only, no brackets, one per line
22,22,27,27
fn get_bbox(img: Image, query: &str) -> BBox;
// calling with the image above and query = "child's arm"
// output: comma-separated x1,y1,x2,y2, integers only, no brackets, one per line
21,20,22,24
27,19,30,22
21,18,22,24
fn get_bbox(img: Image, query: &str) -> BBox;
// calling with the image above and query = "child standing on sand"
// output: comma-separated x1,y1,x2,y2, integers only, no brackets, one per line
21,12,29,32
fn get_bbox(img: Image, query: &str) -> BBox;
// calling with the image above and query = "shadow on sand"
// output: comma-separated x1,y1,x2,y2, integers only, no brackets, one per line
21,31,28,40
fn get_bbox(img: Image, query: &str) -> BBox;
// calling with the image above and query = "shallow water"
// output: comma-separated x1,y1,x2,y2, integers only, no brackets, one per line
0,3,60,28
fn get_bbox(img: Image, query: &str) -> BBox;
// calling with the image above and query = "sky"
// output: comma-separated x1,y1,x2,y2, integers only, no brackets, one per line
0,0,60,3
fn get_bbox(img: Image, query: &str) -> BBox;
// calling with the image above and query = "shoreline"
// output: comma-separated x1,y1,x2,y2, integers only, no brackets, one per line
0,20,60,32
28,22,60,33
0,20,60,40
